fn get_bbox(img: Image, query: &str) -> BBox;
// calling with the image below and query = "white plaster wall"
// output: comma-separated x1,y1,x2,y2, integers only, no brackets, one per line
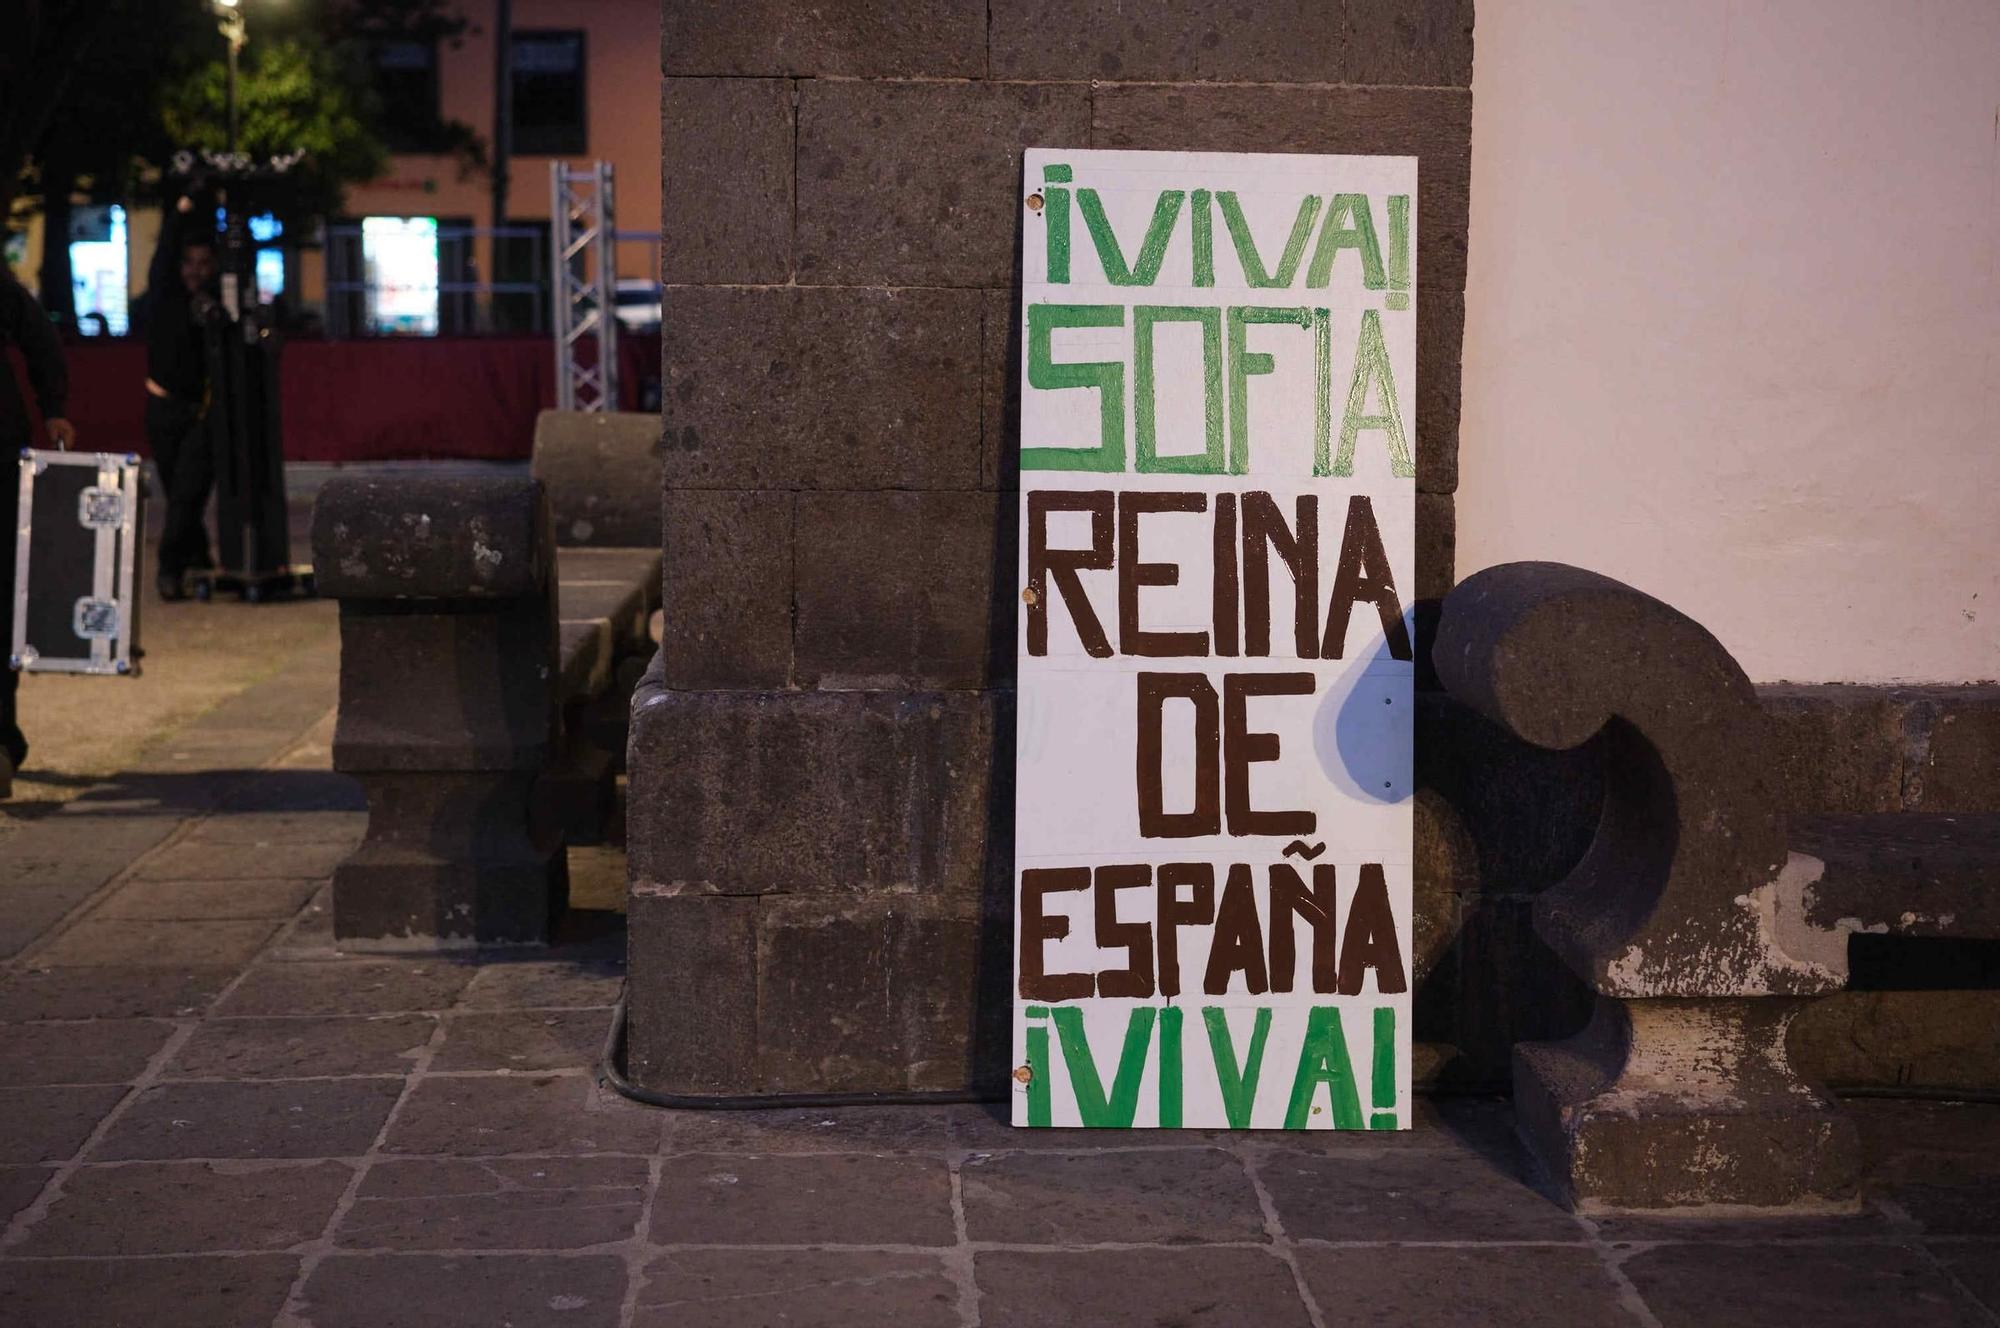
1459,0,1999,683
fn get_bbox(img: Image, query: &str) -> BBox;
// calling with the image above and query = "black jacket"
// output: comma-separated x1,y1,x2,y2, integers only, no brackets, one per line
0,274,68,451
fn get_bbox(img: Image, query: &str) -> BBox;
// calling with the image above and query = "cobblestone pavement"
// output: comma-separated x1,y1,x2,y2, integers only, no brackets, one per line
3,638,1998,1326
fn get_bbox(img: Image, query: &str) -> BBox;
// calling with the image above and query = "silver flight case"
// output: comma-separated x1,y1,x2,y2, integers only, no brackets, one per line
10,448,144,677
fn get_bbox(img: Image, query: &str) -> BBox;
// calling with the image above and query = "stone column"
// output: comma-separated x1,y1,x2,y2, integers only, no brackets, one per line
628,0,1475,1095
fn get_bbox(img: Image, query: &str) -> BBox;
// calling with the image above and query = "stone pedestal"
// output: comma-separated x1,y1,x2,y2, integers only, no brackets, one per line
313,472,566,948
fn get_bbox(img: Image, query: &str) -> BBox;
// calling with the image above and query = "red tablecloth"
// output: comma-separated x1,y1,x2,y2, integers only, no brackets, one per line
47,334,659,463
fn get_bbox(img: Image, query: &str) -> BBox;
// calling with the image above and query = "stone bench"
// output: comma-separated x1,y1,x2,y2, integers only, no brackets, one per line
1432,560,2000,1211
534,411,664,844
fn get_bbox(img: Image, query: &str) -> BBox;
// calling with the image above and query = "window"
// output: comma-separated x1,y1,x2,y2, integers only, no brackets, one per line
372,40,443,152
510,30,585,156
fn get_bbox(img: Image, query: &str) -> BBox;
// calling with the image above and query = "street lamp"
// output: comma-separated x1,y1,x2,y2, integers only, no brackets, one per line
213,0,247,155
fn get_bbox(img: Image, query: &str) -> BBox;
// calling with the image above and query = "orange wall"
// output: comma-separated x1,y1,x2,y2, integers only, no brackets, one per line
341,0,661,281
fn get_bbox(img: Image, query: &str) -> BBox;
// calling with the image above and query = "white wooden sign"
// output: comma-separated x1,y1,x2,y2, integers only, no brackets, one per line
1012,148,1417,1130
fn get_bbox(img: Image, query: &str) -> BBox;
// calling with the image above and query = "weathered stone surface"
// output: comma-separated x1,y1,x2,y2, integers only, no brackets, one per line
661,78,793,284
333,771,565,947
977,1248,1312,1327
627,890,758,1093
1759,684,1907,815
533,410,667,548
337,1156,648,1250
0,1255,301,1328
0,1019,172,1085
793,490,1002,689
0,1086,125,1163
332,611,557,772
980,287,1020,492
1258,1143,1576,1241
635,1249,959,1328
458,957,625,1011
133,836,352,882
651,1153,954,1245
1417,285,1464,494
989,0,1475,87
431,1009,609,1072
796,81,1092,288
94,875,321,921
166,1014,436,1080
1912,686,2000,812
1623,1242,1986,1328
1416,492,1455,603
31,918,280,969
92,1078,404,1161
17,1160,353,1253
0,1164,52,1224
961,1149,1265,1245
662,0,986,77
312,473,549,601
0,966,235,1020
299,1253,628,1328
1791,990,2000,1093
662,286,982,490
1093,84,1472,294
382,1074,663,1156
628,686,996,900
1795,812,2000,939
1296,1247,1630,1328
659,489,792,689
753,896,991,1093
216,958,475,1016
1515,999,1859,1211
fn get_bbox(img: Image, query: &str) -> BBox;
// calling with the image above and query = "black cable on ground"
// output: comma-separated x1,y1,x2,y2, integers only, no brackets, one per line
598,992,1003,1110
598,990,2000,1112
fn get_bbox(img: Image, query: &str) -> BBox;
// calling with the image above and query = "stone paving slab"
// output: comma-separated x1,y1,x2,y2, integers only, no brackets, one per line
0,1253,302,1327
975,1248,1313,1328
14,1160,354,1254
1296,1245,1634,1327
652,1152,956,1246
0,1018,174,1085
634,1248,961,1327
1621,1241,1990,1327
336,1156,651,1251
296,1252,630,1327
164,1014,437,1080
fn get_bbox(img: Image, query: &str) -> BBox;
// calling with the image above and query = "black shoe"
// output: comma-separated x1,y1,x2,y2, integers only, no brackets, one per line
157,570,189,601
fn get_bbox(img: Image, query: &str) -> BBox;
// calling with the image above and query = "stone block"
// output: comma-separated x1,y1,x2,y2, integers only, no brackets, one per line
333,609,557,772
1093,83,1472,294
980,287,1020,491
661,78,794,284
662,0,986,77
312,473,549,601
988,0,1474,87
165,1014,437,1080
1791,990,2000,1093
627,890,759,1093
1417,285,1464,493
382,1074,663,1156
0,1086,126,1163
1622,1243,1980,1327
1758,684,1905,815
795,80,1093,288
0,1019,173,1085
662,286,983,490
532,410,666,547
793,490,1002,689
628,687,998,900
754,896,990,1092
1909,685,2000,812
659,489,792,688
31,919,280,969
215,958,475,1017
431,1009,608,1073
1416,492,1455,603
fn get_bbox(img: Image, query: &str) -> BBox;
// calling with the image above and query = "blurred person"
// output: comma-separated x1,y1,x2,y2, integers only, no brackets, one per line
145,228,221,599
0,267,76,797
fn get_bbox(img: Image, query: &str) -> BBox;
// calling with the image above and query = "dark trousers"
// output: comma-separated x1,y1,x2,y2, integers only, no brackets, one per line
1,447,21,765
147,395,213,577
